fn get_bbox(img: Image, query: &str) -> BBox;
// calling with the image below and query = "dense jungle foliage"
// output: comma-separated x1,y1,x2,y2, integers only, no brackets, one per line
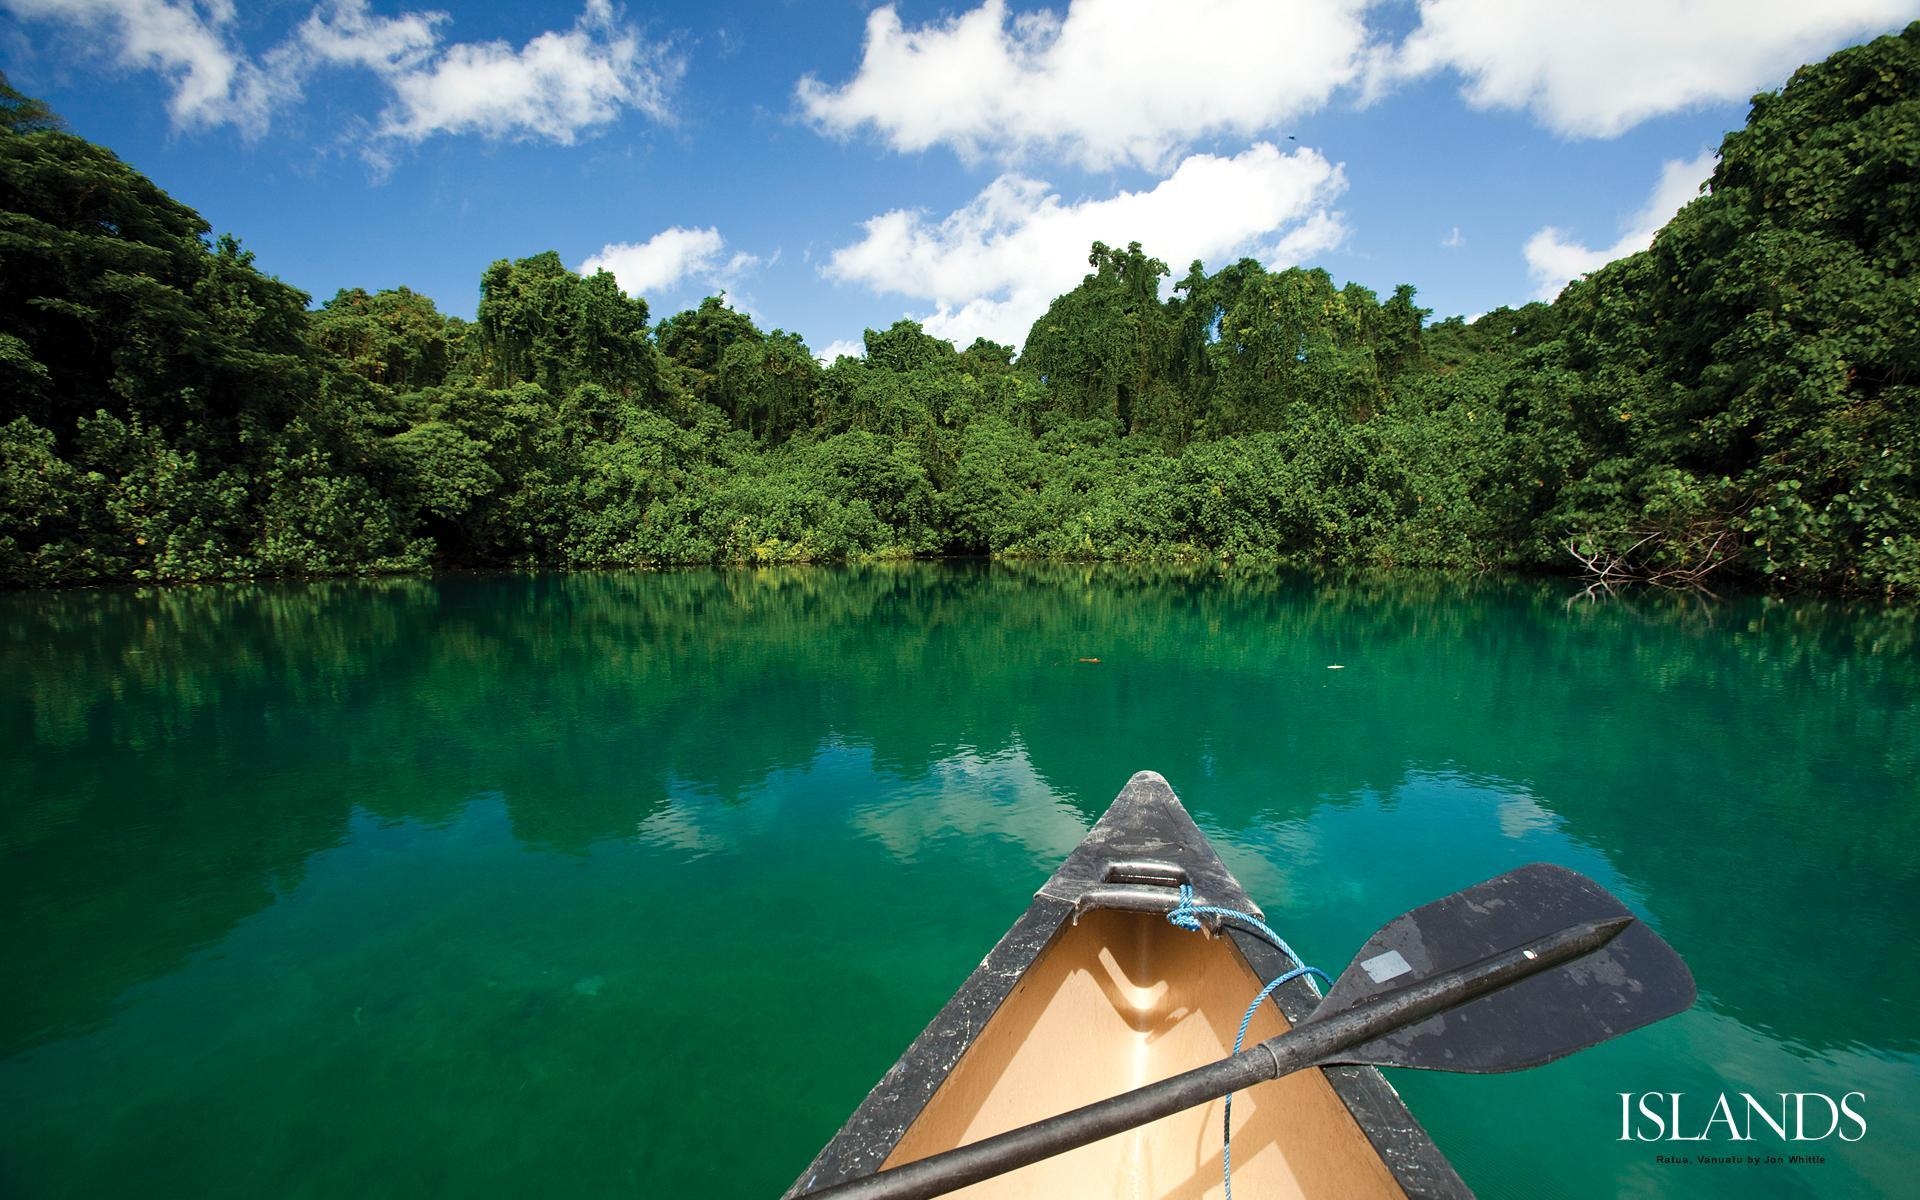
2,26,1916,594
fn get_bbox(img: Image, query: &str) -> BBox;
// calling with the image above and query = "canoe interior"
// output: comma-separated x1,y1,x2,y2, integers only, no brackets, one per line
881,906,1408,1200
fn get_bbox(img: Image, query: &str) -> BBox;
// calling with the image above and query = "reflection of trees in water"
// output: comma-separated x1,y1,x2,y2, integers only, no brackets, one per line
1,565,1914,1055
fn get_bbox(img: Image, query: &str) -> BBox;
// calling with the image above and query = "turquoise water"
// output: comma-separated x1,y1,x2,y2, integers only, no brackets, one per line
2,564,1915,1198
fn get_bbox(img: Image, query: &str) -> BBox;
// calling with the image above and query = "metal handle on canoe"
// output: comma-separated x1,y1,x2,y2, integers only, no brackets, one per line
1070,883,1182,921
795,915,1634,1200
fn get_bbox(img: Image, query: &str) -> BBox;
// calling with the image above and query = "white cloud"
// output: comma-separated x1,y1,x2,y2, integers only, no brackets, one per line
580,228,770,304
1524,151,1715,300
3,0,286,133
824,142,1348,349
800,0,1920,169
373,0,677,146
797,0,1372,170
815,339,865,364
1,0,679,152
581,226,725,297
296,0,441,75
1386,0,1919,137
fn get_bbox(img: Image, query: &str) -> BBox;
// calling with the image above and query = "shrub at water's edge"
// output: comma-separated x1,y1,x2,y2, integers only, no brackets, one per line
1,26,1916,595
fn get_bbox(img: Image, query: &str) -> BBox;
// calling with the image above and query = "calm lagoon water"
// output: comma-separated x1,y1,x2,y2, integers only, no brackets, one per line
2,563,1916,1199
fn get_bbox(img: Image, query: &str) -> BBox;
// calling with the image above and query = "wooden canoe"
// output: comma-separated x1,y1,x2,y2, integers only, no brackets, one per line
786,770,1473,1200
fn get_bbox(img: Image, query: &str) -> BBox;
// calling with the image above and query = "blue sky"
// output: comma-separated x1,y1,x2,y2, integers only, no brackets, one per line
3,0,1916,360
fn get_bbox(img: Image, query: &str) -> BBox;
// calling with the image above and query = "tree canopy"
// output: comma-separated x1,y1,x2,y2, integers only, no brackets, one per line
3,28,1917,596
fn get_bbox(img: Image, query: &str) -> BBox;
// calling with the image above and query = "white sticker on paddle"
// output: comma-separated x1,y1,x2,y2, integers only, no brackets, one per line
1360,949,1413,983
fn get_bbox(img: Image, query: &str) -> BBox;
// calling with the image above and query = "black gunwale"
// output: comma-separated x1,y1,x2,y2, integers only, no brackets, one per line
784,770,1472,1199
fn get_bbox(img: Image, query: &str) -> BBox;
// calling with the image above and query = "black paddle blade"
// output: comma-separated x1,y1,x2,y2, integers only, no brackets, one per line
1309,863,1696,1073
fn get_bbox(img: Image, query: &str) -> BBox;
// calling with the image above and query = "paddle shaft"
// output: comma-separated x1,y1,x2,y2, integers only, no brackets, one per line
796,914,1633,1200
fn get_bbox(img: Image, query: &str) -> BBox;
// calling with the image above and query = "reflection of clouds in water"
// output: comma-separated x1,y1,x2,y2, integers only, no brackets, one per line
634,803,730,858
1496,790,1559,839
1218,820,1321,913
631,771,751,859
850,744,1086,867
628,744,1084,869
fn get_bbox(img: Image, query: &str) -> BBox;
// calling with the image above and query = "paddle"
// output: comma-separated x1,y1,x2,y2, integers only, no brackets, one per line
795,863,1695,1200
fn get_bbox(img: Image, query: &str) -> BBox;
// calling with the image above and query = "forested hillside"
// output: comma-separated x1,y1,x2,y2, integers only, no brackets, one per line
3,25,1915,594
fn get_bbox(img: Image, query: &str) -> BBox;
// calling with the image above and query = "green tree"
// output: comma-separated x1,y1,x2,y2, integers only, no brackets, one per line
714,330,819,443
1540,22,1920,591
0,71,62,135
475,252,659,400
657,294,761,395
312,287,453,394
1020,241,1175,437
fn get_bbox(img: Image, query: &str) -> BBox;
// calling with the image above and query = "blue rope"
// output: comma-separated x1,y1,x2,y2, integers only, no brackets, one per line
1167,884,1332,1200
